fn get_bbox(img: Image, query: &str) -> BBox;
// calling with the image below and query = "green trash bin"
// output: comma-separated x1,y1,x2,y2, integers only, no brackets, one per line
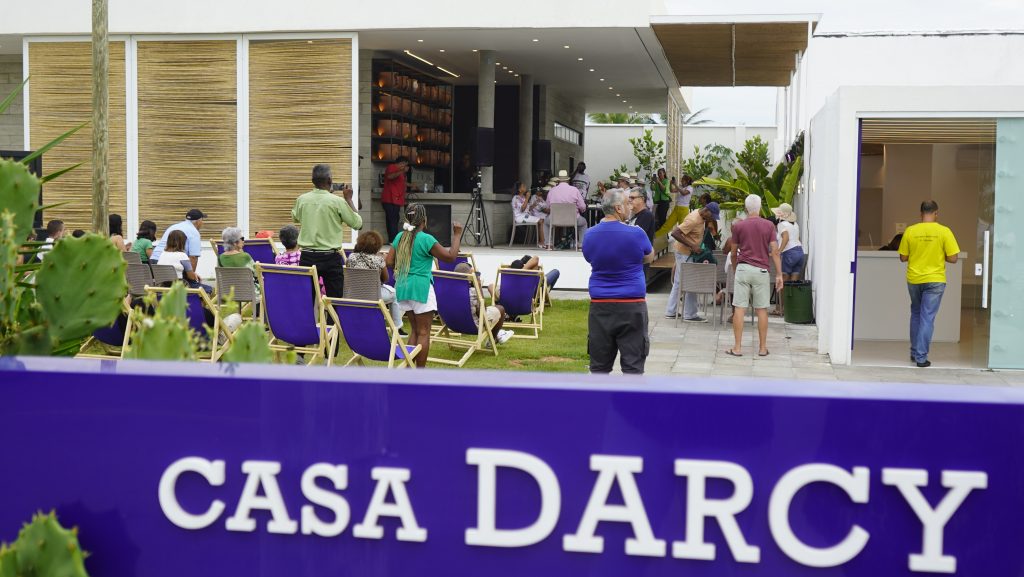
783,281,814,324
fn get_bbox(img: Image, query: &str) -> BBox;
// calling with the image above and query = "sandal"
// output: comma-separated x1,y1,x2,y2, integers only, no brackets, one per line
725,349,743,357
758,350,770,357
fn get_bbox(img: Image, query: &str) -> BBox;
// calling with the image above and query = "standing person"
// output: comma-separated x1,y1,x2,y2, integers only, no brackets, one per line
899,200,960,368
292,163,363,298
651,168,671,231
628,188,655,244
382,156,409,244
108,214,127,252
583,190,655,375
665,202,720,322
511,181,546,248
131,220,158,263
726,195,782,357
546,170,588,246
771,202,805,316
657,175,694,239
385,203,463,368
569,161,590,197
151,209,205,274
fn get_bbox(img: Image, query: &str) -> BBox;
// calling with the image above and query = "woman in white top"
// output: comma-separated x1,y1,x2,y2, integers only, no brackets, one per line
511,181,546,248
772,203,804,281
155,229,210,293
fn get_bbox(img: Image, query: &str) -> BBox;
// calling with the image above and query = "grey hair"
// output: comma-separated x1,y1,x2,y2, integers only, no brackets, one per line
602,189,627,216
221,226,244,249
312,163,332,187
630,187,647,201
744,194,762,216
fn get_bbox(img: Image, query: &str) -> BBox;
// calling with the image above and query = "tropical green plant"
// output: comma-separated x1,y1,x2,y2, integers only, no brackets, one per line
587,112,658,124
222,322,274,363
682,107,713,125
607,164,630,183
735,135,771,184
680,143,734,204
696,155,803,217
627,128,666,180
0,511,90,576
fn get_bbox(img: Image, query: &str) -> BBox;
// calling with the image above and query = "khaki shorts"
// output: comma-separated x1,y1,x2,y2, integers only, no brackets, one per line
484,306,502,328
733,263,771,309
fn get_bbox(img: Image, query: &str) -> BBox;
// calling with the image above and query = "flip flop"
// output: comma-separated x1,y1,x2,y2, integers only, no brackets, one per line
758,350,770,357
725,349,743,357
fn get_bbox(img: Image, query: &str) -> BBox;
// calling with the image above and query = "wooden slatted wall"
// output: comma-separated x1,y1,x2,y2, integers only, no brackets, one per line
249,39,353,236
28,41,127,232
137,40,236,236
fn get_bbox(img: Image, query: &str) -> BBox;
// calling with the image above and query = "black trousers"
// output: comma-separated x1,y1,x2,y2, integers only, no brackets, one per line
299,250,345,298
382,202,404,245
654,200,671,231
588,301,649,374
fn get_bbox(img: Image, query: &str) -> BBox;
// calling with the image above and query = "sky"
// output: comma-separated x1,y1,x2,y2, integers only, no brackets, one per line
688,87,777,126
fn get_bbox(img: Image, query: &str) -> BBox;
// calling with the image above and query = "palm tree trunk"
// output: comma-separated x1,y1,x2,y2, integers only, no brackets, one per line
91,0,108,235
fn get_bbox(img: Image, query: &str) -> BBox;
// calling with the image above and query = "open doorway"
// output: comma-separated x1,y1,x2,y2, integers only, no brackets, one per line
852,118,995,369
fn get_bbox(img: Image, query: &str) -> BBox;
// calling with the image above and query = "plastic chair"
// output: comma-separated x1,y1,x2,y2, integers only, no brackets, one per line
122,251,142,264
325,297,420,368
508,218,537,247
428,270,499,367
549,203,580,251
141,285,231,362
675,261,718,329
256,263,337,365
494,267,544,338
216,266,259,321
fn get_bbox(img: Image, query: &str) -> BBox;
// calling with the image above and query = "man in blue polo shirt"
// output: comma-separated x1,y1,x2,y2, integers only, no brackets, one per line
151,209,206,272
583,189,655,374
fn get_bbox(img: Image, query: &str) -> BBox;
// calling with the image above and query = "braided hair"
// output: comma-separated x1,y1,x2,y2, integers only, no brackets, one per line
395,203,427,279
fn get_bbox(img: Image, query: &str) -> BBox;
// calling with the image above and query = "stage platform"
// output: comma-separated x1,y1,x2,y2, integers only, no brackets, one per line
453,245,592,290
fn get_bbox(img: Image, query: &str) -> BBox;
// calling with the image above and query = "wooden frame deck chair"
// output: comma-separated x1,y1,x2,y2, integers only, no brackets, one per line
76,302,133,359
216,266,259,321
428,270,498,367
142,285,232,362
256,263,337,365
433,251,477,272
325,296,420,368
214,237,279,264
493,267,544,339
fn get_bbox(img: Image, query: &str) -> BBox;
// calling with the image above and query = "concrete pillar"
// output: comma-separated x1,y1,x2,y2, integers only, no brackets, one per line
518,74,534,188
477,50,496,195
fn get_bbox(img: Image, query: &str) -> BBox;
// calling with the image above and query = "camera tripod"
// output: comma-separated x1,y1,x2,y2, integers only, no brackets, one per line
460,171,493,247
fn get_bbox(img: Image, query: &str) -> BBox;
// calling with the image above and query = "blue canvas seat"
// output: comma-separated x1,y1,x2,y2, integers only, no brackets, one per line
428,270,498,367
326,297,420,368
256,263,336,365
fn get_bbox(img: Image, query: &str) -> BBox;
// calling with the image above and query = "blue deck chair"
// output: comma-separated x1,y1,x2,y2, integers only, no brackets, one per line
428,270,498,367
494,267,544,339
256,263,337,365
76,303,133,359
140,285,231,362
434,251,477,272
326,297,420,368
214,237,279,264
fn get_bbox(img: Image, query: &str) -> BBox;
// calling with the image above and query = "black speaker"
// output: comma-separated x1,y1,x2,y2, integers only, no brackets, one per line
473,127,494,167
1,150,44,229
533,139,552,172
424,204,452,246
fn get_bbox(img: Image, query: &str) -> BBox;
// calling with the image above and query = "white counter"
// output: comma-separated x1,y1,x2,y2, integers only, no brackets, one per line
854,251,966,342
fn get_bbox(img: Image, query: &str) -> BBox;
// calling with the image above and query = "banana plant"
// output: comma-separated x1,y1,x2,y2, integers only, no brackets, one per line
696,156,803,217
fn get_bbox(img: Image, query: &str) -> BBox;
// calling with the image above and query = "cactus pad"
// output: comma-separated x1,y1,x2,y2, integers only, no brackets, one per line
127,315,198,361
0,159,41,242
222,322,273,363
1,511,89,577
34,234,128,345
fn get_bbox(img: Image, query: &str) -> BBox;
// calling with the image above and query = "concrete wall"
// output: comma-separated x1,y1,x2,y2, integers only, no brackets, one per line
0,55,24,150
538,87,585,178
583,124,777,185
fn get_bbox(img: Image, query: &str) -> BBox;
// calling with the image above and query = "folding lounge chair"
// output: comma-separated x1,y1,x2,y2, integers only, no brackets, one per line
434,252,476,272
428,270,499,367
256,263,337,365
242,238,279,264
76,303,133,359
141,285,232,362
326,296,420,368
493,267,544,339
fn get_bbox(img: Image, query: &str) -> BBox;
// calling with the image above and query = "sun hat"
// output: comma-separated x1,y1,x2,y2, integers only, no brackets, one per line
772,203,797,222
555,169,570,182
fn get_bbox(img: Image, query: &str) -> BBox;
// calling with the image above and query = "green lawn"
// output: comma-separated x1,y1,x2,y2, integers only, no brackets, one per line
335,298,591,372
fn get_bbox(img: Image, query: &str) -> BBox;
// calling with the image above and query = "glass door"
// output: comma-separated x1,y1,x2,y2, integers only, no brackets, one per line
989,118,1024,369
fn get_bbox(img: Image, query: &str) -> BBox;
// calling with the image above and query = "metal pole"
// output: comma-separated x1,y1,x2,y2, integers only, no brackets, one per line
91,0,109,235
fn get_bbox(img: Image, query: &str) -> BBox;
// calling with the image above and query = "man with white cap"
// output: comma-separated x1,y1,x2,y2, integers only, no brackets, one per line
545,169,588,246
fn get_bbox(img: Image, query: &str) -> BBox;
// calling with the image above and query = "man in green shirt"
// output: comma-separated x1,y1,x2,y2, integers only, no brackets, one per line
898,200,960,368
292,163,362,297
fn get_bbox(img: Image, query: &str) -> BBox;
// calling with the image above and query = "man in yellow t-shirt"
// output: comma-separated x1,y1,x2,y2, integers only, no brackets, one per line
898,200,960,368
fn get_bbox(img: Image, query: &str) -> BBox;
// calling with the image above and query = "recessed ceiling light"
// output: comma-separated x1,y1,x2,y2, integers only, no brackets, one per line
439,49,445,52
503,66,508,70
629,106,633,109
472,49,478,52
307,40,313,44
509,70,514,73
496,62,501,66
616,93,620,96
514,74,519,77
563,45,570,49
589,68,595,72
577,57,583,61
622,100,627,103
600,78,605,81
532,39,539,42
608,87,613,90
417,39,424,43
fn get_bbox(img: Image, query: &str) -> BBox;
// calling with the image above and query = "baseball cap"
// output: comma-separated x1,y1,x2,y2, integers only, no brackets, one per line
186,209,206,221
705,202,720,221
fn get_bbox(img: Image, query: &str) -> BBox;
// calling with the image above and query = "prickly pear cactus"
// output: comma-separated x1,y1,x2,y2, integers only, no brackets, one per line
127,315,198,361
34,234,128,347
0,159,40,242
0,511,90,577
0,212,21,332
222,322,273,363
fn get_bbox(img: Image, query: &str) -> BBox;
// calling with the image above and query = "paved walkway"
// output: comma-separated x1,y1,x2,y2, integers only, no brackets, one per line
553,285,1024,387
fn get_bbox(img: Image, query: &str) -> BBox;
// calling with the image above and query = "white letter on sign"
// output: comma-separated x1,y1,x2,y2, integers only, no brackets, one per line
882,468,987,574
158,456,226,530
769,464,870,568
563,455,666,557
672,459,760,563
225,460,298,534
300,463,351,537
353,467,428,542
465,448,561,548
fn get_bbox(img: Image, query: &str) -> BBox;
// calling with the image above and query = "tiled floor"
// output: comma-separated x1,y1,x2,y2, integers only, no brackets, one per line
553,285,1024,386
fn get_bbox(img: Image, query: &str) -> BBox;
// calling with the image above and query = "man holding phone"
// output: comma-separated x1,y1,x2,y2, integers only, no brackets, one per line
382,156,409,243
292,163,362,298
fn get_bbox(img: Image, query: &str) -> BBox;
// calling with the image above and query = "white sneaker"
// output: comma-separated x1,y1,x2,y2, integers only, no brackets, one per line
496,329,514,344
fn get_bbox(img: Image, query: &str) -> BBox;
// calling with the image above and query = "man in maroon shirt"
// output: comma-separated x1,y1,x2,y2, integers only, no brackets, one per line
382,156,409,243
726,194,783,357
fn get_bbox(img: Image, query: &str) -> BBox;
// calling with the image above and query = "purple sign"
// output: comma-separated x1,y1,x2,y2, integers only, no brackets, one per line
1,356,1022,576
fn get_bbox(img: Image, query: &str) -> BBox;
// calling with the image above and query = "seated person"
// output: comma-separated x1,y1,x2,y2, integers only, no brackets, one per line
347,230,404,331
156,229,212,293
508,254,560,292
454,262,514,344
511,181,546,248
218,227,255,271
276,225,325,296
